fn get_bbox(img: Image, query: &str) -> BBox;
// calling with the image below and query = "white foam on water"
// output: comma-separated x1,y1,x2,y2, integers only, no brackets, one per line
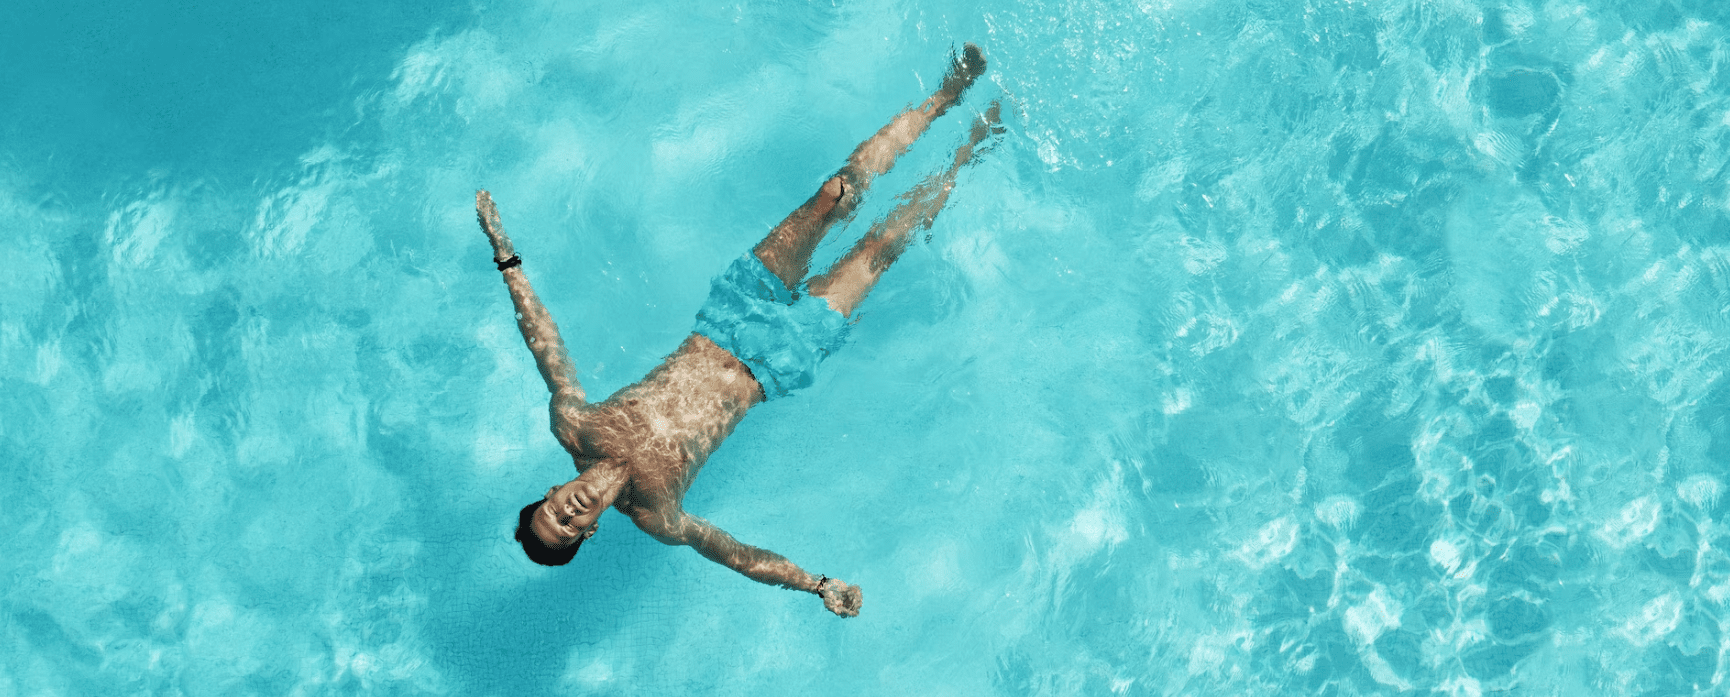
1677,475,1722,512
388,29,524,116
1429,538,1462,575
1541,215,1590,254
1066,496,1128,557
1235,517,1299,569
1176,312,1242,357
1161,386,1193,415
169,410,197,459
248,153,372,261
651,65,799,186
562,655,617,690
1315,495,1361,531
29,338,62,386
904,539,964,601
1343,586,1403,645
1179,236,1228,275
943,228,1011,284
103,187,177,270
1596,495,1662,548
1135,157,1187,200
1509,400,1542,430
469,316,553,475
1361,647,1412,691
1185,632,1230,676
1618,593,1683,646
1438,675,1484,697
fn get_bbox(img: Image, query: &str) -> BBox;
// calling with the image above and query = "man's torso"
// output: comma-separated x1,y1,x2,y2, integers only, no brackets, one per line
551,333,764,526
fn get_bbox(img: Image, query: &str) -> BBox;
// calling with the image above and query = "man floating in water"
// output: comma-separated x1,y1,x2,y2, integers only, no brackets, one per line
475,45,998,617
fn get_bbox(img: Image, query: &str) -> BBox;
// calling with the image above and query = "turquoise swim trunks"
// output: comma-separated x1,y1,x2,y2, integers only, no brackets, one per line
694,254,851,399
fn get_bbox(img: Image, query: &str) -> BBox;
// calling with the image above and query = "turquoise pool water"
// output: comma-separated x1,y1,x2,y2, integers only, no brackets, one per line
6,0,1730,694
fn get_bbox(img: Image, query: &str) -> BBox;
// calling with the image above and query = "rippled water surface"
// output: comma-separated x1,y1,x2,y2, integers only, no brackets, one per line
6,0,1730,694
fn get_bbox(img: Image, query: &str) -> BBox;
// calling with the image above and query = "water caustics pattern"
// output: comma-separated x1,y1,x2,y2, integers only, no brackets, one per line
5,0,1730,694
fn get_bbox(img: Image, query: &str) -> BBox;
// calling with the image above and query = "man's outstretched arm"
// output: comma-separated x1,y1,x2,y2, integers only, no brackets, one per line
656,511,863,617
476,190,585,403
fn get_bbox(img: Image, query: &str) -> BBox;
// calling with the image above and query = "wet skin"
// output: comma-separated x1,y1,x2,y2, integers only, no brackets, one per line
482,44,997,617
530,332,764,550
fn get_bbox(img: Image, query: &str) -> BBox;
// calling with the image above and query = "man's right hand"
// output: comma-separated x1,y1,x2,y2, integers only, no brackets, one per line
819,578,863,618
475,190,516,259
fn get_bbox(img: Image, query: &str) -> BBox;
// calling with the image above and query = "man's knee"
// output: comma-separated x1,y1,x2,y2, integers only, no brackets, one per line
813,175,850,218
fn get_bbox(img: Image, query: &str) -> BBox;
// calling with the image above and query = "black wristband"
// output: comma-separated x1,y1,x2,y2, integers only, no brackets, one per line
814,575,828,595
496,254,522,271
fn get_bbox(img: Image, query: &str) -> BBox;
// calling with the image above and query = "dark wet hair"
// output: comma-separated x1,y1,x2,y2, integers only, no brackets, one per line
515,500,582,566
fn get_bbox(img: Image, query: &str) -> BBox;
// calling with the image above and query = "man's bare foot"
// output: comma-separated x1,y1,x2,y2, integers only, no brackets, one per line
955,100,1005,167
942,43,987,94
930,43,988,115
840,44,989,187
969,101,1003,144
476,190,516,261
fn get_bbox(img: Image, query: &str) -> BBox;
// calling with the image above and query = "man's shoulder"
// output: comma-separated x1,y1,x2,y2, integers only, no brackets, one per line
618,496,685,544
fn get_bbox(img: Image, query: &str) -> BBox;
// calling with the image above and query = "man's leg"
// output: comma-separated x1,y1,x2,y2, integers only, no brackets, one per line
753,44,988,290
808,102,1001,318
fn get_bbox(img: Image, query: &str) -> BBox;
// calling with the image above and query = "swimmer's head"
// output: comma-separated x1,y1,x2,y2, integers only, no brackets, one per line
516,471,620,565
515,500,586,566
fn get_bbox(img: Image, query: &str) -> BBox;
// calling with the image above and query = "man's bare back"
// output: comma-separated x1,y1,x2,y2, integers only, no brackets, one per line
478,45,999,617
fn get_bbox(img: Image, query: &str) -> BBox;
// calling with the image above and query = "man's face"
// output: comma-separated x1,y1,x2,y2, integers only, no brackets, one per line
530,476,606,549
